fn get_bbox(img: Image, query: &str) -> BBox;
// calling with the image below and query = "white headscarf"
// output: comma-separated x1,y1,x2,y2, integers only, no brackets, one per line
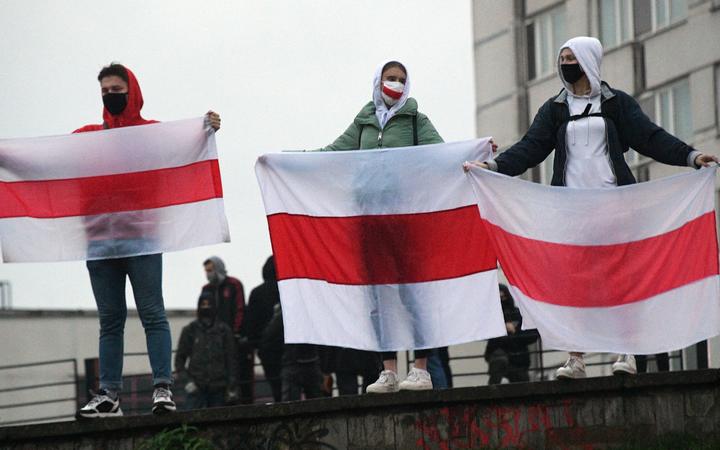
557,36,603,97
373,59,411,129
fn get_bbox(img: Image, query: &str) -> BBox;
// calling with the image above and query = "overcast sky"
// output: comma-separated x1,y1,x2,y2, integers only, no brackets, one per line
0,0,477,310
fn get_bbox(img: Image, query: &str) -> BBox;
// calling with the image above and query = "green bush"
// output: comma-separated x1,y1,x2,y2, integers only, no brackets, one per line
136,424,215,450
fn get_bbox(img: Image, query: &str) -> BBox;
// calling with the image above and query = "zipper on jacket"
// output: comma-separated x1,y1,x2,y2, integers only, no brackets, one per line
376,112,413,148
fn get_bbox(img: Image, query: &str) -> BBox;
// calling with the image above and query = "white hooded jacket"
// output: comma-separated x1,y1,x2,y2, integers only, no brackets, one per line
557,36,616,188
372,59,411,129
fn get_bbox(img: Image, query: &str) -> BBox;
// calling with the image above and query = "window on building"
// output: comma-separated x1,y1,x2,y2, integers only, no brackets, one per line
600,0,634,48
526,6,566,81
649,79,692,140
634,0,688,36
643,79,692,141
626,81,692,177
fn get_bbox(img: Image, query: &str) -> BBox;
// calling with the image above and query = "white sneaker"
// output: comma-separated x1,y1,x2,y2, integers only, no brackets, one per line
612,354,637,375
399,367,433,391
556,355,586,379
151,386,176,414
366,370,400,394
76,390,122,419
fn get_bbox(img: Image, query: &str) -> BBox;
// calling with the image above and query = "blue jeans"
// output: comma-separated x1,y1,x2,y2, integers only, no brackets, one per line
87,253,172,391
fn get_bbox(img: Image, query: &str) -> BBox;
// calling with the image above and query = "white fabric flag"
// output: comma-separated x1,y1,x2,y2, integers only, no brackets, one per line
467,166,720,354
255,139,505,351
0,117,230,262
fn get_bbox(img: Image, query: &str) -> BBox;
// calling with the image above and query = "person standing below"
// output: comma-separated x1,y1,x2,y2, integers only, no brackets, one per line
262,303,324,402
466,37,717,380
201,256,253,403
245,256,283,402
333,348,383,395
76,63,221,418
484,285,539,384
175,293,238,409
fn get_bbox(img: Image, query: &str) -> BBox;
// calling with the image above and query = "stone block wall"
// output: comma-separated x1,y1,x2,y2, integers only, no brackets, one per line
2,370,719,449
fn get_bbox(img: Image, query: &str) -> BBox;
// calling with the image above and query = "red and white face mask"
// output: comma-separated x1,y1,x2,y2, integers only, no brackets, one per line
381,80,404,106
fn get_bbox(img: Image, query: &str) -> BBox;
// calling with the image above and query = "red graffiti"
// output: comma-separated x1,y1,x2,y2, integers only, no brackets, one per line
414,400,592,450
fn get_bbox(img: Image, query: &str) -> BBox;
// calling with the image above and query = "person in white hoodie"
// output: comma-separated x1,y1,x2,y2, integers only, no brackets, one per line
466,36,717,379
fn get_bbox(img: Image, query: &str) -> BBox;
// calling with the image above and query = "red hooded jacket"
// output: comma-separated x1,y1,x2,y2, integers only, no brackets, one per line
71,66,159,244
73,66,158,133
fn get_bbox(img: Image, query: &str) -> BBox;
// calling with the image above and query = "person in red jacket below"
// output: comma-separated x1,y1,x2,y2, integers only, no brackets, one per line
75,63,221,419
201,256,253,404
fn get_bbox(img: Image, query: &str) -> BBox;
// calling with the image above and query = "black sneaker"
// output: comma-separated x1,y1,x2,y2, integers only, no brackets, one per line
77,390,122,419
152,386,176,414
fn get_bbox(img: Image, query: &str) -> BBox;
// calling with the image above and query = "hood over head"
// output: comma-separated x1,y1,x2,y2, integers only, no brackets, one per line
204,256,227,285
102,65,155,129
557,37,603,97
262,256,277,282
197,291,217,323
373,59,412,129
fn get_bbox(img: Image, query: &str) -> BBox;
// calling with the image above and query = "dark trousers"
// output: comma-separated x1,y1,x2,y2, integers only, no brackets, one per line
636,353,670,373
281,362,323,402
487,349,530,385
336,369,378,395
262,362,282,402
237,350,255,404
185,386,225,410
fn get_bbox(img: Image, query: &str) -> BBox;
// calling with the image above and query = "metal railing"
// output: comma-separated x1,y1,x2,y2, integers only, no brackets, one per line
0,359,78,426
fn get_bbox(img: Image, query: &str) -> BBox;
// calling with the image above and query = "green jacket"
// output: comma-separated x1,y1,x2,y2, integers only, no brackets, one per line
322,98,443,150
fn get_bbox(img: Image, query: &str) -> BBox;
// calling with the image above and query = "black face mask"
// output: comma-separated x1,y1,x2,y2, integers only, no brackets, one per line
198,307,215,320
103,93,128,115
561,64,584,84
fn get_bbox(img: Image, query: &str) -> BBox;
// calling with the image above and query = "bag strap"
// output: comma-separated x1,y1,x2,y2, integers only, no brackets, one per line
568,103,604,122
412,114,418,146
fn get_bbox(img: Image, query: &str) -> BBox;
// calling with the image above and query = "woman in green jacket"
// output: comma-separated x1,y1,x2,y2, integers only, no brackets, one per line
323,60,442,151
322,60,440,394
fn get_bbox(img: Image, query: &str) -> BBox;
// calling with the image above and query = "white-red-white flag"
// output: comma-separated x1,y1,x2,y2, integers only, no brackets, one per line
467,166,720,354
255,139,505,351
0,117,230,262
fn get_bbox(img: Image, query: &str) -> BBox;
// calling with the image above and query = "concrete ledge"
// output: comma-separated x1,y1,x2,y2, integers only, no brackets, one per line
2,369,720,449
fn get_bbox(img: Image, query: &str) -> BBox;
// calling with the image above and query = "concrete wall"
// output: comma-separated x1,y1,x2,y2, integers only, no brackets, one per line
2,369,720,449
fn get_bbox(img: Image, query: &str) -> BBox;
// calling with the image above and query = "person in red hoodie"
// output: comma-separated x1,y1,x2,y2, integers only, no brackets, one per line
75,63,221,419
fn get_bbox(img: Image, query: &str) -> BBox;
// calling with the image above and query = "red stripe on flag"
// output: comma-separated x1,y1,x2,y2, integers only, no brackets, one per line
0,160,223,219
485,211,719,307
268,205,497,285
